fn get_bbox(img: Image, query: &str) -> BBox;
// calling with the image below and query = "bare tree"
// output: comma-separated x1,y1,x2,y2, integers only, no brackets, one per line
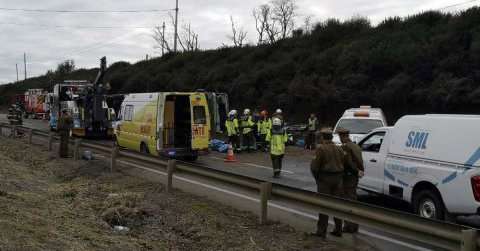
152,24,172,55
303,15,313,35
178,23,199,52
253,4,270,44
228,16,248,47
271,0,297,39
152,13,199,54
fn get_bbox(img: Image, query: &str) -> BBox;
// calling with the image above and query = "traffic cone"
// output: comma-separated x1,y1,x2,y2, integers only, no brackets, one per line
225,144,237,162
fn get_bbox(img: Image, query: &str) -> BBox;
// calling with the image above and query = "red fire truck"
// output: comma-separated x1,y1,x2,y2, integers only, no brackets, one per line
24,89,48,119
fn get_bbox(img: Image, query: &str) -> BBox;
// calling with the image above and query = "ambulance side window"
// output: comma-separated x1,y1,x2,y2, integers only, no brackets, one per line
124,105,134,121
193,106,207,124
360,132,385,153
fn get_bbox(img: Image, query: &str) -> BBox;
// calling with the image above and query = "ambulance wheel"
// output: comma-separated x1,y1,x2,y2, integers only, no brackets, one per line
140,143,149,154
413,190,445,220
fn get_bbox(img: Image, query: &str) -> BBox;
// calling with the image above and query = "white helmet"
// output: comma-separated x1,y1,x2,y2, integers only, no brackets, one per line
276,109,282,114
272,117,282,126
232,109,238,115
244,109,251,115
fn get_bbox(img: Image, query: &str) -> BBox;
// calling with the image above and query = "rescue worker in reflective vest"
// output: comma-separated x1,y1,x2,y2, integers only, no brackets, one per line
266,116,288,178
57,110,73,158
257,110,272,152
310,128,345,238
306,113,319,150
338,128,364,234
240,109,256,152
225,110,240,152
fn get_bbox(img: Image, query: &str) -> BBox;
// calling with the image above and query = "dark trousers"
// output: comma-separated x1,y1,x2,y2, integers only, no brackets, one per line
271,154,284,174
59,132,69,158
315,172,343,236
343,175,359,232
242,132,255,152
306,131,316,150
258,133,267,151
228,135,240,151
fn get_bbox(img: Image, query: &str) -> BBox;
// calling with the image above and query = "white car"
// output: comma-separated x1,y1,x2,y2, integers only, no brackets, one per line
358,114,480,220
333,106,387,144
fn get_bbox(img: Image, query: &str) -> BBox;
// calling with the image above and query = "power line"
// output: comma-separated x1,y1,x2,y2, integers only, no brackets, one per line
0,7,174,13
436,0,478,10
0,22,155,29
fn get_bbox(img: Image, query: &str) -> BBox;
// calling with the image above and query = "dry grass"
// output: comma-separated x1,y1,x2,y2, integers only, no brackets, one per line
0,136,353,251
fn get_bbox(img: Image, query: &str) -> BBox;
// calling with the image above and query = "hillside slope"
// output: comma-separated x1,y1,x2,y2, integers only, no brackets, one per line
2,8,480,124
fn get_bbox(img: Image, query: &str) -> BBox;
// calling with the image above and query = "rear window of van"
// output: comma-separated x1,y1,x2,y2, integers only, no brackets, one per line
193,106,207,124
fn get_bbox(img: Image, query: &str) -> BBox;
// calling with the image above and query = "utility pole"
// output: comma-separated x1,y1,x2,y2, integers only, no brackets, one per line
162,21,166,56
173,0,179,53
23,52,27,80
15,64,19,82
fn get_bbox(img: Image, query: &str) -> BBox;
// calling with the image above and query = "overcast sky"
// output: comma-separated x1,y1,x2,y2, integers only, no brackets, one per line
0,0,477,84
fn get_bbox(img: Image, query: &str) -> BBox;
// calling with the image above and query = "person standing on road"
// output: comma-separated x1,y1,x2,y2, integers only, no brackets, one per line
338,128,364,234
225,110,240,152
257,110,272,152
266,116,288,178
306,113,319,150
58,110,73,158
240,109,255,152
310,128,345,238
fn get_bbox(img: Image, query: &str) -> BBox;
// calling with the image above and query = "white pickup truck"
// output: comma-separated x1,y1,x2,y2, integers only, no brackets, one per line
358,114,480,220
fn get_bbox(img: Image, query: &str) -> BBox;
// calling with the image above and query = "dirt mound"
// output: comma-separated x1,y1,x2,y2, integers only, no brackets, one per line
101,192,148,227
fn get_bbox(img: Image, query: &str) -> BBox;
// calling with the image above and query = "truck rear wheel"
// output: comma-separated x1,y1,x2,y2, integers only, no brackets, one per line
413,190,445,220
140,143,149,154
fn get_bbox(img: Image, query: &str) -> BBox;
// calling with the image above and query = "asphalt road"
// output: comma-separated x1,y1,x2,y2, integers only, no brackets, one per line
1,114,478,229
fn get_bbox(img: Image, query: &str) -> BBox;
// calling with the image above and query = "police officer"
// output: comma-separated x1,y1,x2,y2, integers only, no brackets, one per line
338,128,364,233
240,109,255,152
225,110,240,152
257,110,272,152
310,128,345,238
58,110,73,158
266,116,287,178
306,113,319,150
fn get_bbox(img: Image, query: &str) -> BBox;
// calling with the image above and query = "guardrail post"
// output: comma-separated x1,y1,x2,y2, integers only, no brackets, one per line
28,129,33,144
110,145,119,172
48,132,54,151
11,126,16,138
166,160,176,193
259,182,272,225
74,139,81,161
461,229,477,251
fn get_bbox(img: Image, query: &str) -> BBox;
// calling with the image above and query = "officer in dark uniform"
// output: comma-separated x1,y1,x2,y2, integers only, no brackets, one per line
58,110,73,158
338,128,364,233
310,128,345,238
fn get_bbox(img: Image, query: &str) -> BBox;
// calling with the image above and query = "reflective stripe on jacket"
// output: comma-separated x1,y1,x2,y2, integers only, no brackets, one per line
241,116,254,134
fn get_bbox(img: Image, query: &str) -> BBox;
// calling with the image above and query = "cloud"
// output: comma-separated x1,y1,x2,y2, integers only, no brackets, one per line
0,0,476,84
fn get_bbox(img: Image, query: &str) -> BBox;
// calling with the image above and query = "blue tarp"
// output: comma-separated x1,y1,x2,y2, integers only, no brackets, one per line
210,139,229,153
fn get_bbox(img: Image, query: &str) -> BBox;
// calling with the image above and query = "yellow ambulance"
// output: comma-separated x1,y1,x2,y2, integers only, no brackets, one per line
114,92,211,161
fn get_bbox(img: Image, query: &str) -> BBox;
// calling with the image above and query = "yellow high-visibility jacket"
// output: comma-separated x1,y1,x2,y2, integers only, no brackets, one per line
258,118,272,135
266,130,288,156
241,116,254,134
225,118,239,136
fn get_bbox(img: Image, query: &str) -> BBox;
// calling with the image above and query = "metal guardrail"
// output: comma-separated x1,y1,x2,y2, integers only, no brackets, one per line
1,122,479,251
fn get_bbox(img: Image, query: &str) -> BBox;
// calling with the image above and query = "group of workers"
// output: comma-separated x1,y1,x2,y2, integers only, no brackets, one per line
226,110,364,238
225,108,287,178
